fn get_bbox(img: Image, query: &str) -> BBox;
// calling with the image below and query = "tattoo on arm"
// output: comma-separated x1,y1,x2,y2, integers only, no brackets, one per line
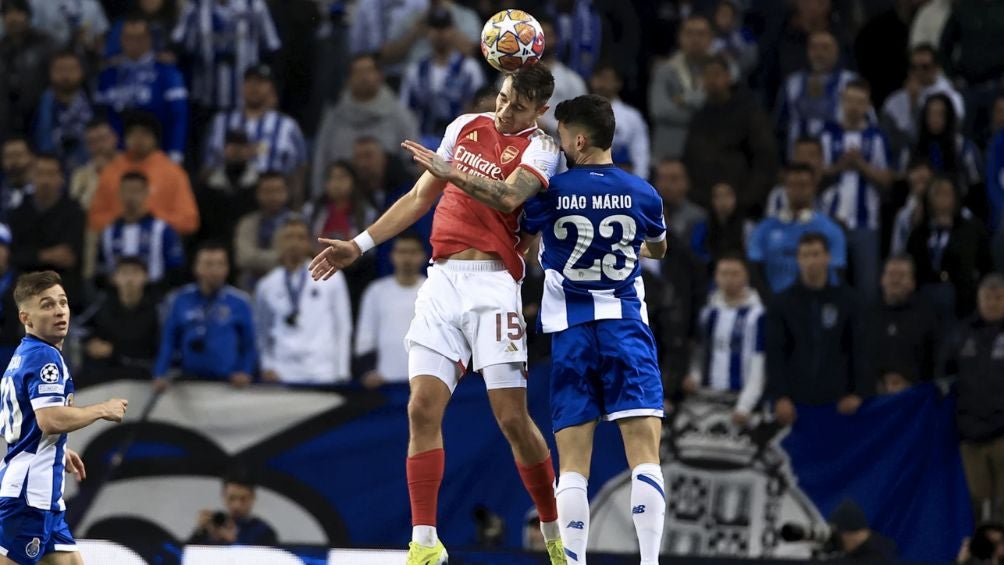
453,167,542,212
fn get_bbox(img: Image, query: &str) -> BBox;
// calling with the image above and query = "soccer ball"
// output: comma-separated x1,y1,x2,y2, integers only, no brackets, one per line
480,9,545,73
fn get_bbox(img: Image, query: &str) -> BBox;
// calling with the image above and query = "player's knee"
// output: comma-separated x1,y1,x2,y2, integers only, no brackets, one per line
495,408,532,439
407,394,444,431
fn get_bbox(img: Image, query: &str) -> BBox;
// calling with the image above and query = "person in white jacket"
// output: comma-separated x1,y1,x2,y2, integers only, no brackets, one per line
685,253,766,427
254,216,352,384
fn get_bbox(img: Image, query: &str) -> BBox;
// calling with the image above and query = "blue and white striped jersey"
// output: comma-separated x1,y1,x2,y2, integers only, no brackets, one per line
819,122,891,231
400,52,486,141
205,110,307,174
695,291,766,413
522,164,666,333
0,335,75,512
778,69,857,153
99,215,185,283
172,0,281,109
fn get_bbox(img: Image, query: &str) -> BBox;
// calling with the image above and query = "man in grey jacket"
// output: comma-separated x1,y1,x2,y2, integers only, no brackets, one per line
312,53,418,198
648,14,711,161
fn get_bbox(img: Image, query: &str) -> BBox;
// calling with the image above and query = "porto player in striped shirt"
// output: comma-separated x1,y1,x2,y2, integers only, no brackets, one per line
310,65,567,565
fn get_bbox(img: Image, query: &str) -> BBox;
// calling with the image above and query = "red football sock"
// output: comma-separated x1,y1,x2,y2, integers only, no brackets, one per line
407,448,445,527
517,454,558,523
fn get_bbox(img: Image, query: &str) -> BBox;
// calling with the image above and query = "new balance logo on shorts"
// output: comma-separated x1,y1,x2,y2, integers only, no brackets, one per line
566,520,584,530
632,505,646,514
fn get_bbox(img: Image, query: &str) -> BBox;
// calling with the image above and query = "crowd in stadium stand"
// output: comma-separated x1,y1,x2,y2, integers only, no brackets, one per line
0,0,1003,552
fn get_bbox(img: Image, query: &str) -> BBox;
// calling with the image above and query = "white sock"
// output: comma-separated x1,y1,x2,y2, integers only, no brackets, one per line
556,472,589,564
631,463,666,564
540,519,561,542
412,525,438,547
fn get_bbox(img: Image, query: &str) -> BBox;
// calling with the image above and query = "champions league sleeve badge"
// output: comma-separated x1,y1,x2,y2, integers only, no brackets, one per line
40,363,60,383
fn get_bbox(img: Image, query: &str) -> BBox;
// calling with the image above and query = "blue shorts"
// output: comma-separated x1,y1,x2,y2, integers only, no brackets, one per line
550,319,664,432
0,498,76,565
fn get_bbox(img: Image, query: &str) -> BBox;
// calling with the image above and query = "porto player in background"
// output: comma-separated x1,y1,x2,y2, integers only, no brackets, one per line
0,271,128,565
310,65,567,565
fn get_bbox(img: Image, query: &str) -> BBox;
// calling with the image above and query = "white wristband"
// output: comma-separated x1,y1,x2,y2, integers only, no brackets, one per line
352,230,376,254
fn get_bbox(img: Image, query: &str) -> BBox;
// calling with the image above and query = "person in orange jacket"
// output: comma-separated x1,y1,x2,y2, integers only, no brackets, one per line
89,111,199,235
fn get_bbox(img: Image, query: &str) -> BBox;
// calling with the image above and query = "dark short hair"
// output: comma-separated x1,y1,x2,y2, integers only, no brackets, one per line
793,136,822,150
223,467,257,490
884,254,916,275
120,171,149,187
115,256,148,272
906,155,932,171
50,50,82,66
844,77,871,95
350,52,381,70
258,171,288,186
279,214,308,232
224,130,249,145
508,64,555,106
785,162,815,177
123,111,162,143
13,271,63,309
554,94,616,150
85,117,112,132
122,14,151,30
394,232,426,248
910,43,938,61
797,232,830,252
591,61,621,81
715,251,749,273
195,240,229,261
702,53,731,72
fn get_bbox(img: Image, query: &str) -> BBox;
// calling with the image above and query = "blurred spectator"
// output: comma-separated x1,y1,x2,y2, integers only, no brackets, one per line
303,161,375,244
0,0,54,136
957,522,1004,564
33,51,93,172
254,217,352,385
399,8,485,146
652,159,706,242
776,30,856,154
355,233,426,389
649,14,711,160
944,275,1004,524
829,499,899,562
686,254,765,427
380,0,481,76
2,0,108,54
171,0,281,112
590,63,650,179
98,172,185,288
906,175,992,320
765,136,827,218
890,157,934,256
0,224,19,369
748,163,847,295
868,256,940,394
96,16,189,162
939,0,1004,142
313,54,419,197
988,109,1004,236
766,233,867,426
90,112,199,236
70,119,119,212
909,93,984,219
234,172,291,291
82,257,160,383
105,0,178,60
881,44,965,160
154,241,256,388
690,182,753,265
546,0,642,88
204,65,308,206
0,135,35,217
818,79,893,302
710,0,757,78
852,0,920,107
189,471,277,546
683,54,777,215
909,0,951,49
9,154,85,307
306,1,351,135
537,17,588,135
196,130,259,248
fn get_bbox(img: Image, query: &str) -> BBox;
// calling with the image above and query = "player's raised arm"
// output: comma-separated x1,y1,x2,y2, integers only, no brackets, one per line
403,140,547,214
309,171,446,281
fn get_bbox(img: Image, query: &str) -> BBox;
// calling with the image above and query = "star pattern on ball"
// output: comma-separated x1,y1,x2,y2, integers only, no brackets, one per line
489,12,537,66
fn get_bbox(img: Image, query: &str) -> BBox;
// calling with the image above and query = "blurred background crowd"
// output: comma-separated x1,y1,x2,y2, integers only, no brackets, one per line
0,0,1004,559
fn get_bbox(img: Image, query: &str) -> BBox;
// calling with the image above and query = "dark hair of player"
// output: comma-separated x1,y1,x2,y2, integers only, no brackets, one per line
715,251,750,273
14,271,63,309
554,94,616,150
115,256,148,272
797,232,830,253
509,64,555,106
120,171,149,187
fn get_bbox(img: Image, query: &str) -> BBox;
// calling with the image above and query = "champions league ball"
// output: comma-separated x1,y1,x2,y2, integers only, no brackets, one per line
480,9,545,73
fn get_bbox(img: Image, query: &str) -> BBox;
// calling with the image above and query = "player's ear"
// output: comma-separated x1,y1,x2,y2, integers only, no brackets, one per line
536,103,550,118
18,309,30,328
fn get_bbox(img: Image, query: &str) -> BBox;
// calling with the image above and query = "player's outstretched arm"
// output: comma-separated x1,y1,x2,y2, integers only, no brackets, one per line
310,171,445,281
35,398,129,435
402,140,543,213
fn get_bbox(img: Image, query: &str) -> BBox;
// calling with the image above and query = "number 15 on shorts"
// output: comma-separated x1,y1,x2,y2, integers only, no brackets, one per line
495,312,525,342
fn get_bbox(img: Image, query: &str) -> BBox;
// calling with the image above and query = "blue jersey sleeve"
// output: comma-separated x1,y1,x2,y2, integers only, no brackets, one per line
521,192,552,235
826,221,848,268
642,187,667,242
233,297,258,375
153,293,184,378
162,67,189,160
25,350,69,412
747,222,767,262
163,225,185,271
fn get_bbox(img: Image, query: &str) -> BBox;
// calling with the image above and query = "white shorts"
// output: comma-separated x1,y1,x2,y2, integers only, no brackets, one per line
405,260,527,391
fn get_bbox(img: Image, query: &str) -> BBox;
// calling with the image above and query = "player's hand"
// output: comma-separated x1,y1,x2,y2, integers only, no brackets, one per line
197,509,213,529
401,140,458,182
774,397,797,427
229,372,253,388
65,448,86,481
837,394,863,415
361,371,385,390
100,398,129,423
310,238,361,281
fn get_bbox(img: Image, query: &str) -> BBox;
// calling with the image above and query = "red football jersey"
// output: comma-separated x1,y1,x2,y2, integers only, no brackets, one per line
432,113,560,280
